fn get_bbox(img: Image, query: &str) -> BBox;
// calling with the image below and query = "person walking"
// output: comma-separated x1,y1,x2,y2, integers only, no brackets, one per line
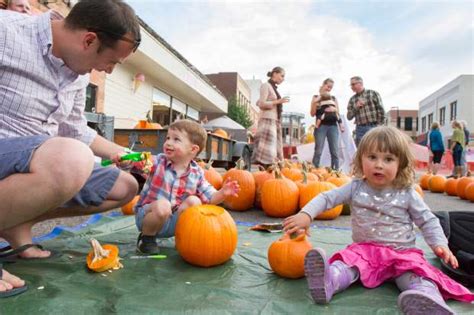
427,122,444,175
450,120,465,178
346,76,385,146
252,66,289,167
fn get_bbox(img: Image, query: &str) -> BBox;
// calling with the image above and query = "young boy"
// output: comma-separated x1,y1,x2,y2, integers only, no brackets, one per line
134,120,240,254
316,92,344,132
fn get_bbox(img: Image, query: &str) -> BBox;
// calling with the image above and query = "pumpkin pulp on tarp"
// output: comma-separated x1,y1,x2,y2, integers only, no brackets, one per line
86,238,123,272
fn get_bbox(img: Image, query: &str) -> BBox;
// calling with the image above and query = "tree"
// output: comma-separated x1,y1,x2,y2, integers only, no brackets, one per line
227,96,253,129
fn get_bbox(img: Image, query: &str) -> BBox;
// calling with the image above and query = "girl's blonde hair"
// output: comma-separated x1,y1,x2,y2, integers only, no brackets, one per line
452,120,463,130
431,121,440,129
352,126,415,189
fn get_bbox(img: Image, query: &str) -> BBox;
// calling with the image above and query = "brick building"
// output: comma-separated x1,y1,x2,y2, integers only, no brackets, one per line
385,108,418,140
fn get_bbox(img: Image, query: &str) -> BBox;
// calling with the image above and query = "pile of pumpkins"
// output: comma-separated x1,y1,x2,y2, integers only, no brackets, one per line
199,159,352,220
419,172,474,202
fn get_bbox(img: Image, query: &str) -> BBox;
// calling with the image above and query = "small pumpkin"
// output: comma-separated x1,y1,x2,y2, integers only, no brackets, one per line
419,173,433,190
465,182,474,202
121,195,140,215
261,167,299,218
414,184,424,198
299,181,342,220
86,239,122,272
268,233,313,279
212,128,228,139
222,159,255,211
200,160,223,190
252,165,275,209
428,175,447,193
457,176,474,200
444,178,459,196
326,171,351,187
175,205,238,267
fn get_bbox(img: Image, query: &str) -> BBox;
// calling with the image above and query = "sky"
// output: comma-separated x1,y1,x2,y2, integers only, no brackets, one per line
126,0,473,127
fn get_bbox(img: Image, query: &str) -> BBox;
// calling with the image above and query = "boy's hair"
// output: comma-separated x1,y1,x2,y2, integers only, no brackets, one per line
431,121,440,129
352,126,415,189
320,92,332,101
169,119,207,155
65,0,141,53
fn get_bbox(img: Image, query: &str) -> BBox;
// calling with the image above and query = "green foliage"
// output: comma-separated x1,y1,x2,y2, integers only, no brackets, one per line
227,96,253,129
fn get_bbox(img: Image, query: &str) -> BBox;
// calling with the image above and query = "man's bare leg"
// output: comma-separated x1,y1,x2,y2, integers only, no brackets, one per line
0,171,137,258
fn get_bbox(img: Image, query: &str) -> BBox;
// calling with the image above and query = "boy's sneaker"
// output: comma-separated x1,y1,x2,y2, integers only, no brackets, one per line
136,233,160,254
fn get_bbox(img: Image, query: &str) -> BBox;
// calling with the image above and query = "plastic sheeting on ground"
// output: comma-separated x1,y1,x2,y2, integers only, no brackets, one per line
1,215,472,314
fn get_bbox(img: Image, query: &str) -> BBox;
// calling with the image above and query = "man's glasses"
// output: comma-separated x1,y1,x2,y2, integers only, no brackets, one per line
88,28,141,53
350,82,361,86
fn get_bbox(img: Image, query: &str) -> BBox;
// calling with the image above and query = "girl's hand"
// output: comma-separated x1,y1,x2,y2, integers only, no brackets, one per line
221,178,240,197
434,246,458,269
283,212,312,235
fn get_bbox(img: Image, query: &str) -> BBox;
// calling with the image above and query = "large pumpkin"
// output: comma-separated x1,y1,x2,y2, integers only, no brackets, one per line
299,181,342,220
222,159,255,211
445,178,459,196
261,168,299,218
326,171,351,187
175,205,237,267
457,176,474,200
268,233,313,279
252,166,275,209
465,182,474,202
199,160,223,190
86,239,122,272
428,175,446,193
419,173,433,190
121,195,140,215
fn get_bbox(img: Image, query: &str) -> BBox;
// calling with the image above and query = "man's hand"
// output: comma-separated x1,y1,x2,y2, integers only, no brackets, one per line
283,212,312,235
434,246,458,269
221,178,240,197
110,150,132,169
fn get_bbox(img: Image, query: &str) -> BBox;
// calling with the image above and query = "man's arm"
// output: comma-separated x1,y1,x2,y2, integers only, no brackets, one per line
373,90,385,125
346,96,357,120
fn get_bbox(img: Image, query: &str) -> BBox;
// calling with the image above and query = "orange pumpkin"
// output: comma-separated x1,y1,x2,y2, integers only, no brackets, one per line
326,171,351,187
86,239,122,272
175,205,237,267
261,167,299,218
222,159,255,211
299,181,342,220
414,184,424,198
419,173,433,190
268,233,313,279
252,166,275,209
134,120,162,129
428,175,447,193
457,176,474,200
212,128,228,139
121,195,140,215
444,178,459,196
465,182,474,202
200,160,223,190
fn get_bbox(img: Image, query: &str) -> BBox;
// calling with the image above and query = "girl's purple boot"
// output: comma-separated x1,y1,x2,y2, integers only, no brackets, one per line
304,248,357,304
398,282,454,315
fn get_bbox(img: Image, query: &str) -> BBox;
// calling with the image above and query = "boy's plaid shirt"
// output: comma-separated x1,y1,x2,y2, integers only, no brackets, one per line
347,89,385,126
137,154,216,210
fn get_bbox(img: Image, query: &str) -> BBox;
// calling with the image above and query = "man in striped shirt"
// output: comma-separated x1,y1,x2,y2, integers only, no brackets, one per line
0,0,141,296
347,76,385,146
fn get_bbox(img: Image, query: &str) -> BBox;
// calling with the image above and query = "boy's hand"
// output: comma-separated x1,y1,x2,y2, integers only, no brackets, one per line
221,178,240,197
434,246,458,269
283,212,312,235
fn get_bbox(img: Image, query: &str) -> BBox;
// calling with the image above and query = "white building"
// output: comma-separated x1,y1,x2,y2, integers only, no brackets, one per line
102,18,228,128
418,75,473,145
245,79,262,119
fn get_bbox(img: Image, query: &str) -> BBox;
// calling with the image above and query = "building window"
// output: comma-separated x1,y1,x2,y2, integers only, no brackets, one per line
422,116,426,133
416,117,419,131
397,116,401,128
186,105,199,121
439,107,446,126
85,83,97,113
404,117,413,131
152,88,172,126
171,98,187,122
428,113,433,128
449,101,457,121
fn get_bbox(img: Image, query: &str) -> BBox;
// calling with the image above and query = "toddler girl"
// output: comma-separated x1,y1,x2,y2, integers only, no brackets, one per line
283,126,474,314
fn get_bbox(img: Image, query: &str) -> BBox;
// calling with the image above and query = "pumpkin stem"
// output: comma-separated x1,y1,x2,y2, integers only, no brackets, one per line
205,159,214,170
257,165,265,172
235,158,246,170
274,165,282,179
90,238,111,264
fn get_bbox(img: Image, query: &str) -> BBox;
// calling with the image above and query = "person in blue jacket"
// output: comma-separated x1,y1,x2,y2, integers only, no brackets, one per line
427,122,445,175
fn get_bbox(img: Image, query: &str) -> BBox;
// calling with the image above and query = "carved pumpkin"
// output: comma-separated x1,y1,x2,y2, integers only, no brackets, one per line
445,178,459,196
175,205,238,267
222,159,255,211
428,175,447,193
457,176,474,200
252,166,275,209
419,173,433,190
200,160,223,190
86,239,122,272
414,184,424,198
121,195,140,215
261,167,299,218
299,181,342,220
212,128,228,139
465,182,474,202
268,233,313,279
